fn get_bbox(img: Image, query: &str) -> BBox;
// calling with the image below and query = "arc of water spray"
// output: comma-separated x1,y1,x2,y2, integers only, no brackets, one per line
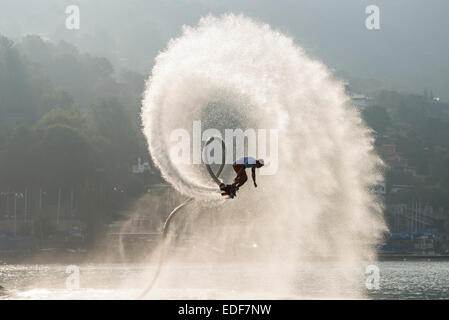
137,137,226,299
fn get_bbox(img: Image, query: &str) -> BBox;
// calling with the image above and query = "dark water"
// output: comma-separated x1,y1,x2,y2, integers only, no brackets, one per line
367,261,449,300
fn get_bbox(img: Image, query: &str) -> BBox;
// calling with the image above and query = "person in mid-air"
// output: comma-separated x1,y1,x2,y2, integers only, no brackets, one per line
219,157,264,198
232,157,264,189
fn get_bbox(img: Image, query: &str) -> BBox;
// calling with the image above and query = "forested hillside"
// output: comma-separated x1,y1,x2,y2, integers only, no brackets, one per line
363,91,449,208
0,34,158,241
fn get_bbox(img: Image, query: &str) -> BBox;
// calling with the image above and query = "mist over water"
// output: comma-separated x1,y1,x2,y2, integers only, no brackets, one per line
141,14,386,299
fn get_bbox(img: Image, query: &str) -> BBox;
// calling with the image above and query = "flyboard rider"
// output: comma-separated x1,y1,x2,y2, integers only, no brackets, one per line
220,157,264,198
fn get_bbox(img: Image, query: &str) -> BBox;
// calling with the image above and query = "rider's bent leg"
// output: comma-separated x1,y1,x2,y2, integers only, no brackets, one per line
234,170,247,188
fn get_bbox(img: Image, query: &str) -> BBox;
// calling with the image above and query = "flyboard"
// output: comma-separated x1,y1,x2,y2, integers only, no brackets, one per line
137,136,232,299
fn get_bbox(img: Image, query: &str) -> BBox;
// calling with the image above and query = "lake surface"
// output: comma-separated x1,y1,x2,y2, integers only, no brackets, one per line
1,261,448,299
367,261,449,299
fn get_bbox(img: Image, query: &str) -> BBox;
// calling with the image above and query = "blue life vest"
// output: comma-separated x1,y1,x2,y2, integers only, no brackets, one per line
234,157,256,169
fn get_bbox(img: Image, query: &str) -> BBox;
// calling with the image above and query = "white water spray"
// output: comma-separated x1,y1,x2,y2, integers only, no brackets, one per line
141,14,386,299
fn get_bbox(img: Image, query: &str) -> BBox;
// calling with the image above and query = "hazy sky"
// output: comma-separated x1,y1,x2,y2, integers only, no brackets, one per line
1,0,448,99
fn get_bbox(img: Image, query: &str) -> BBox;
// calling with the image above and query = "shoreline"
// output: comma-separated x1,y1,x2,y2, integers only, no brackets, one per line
3,250,449,265
378,254,449,261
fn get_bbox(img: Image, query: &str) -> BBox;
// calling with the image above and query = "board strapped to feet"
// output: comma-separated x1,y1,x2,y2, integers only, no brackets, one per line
219,183,238,199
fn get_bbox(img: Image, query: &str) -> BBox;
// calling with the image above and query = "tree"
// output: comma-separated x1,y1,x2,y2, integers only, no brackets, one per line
362,105,391,133
34,108,93,188
88,98,139,172
0,125,39,189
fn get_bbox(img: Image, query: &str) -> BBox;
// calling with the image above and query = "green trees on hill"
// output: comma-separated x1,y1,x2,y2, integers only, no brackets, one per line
362,105,391,134
0,34,156,241
362,91,449,208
